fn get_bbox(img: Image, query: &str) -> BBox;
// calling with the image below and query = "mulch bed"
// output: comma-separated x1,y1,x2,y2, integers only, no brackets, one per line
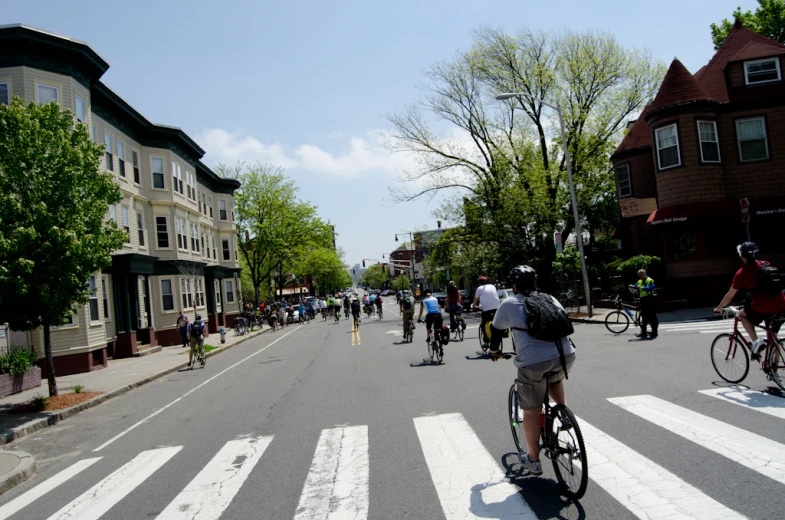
8,392,102,414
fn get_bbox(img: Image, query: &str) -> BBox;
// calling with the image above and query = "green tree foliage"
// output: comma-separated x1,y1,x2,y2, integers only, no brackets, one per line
429,227,501,287
295,247,351,294
227,162,333,303
711,1,785,49
391,275,411,291
388,28,664,288
359,264,388,289
0,98,125,395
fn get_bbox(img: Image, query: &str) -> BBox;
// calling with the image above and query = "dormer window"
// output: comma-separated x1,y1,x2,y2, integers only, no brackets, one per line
744,58,781,85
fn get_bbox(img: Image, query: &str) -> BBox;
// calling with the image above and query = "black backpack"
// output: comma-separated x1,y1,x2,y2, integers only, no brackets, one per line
520,292,575,378
190,321,204,339
756,262,785,296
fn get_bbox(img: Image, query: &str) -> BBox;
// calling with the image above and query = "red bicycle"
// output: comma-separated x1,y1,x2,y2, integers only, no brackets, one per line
710,306,785,391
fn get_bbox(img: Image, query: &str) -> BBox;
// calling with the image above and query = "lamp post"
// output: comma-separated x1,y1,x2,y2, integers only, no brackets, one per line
495,93,592,317
395,232,416,291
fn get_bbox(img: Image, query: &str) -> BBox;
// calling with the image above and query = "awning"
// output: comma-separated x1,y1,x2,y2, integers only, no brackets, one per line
647,200,738,226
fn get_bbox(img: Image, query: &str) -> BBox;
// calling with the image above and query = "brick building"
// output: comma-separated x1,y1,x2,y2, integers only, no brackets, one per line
612,21,785,307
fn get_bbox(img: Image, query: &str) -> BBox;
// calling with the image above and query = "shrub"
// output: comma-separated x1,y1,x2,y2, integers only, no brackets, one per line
0,346,38,377
615,255,663,283
73,385,84,394
30,394,49,411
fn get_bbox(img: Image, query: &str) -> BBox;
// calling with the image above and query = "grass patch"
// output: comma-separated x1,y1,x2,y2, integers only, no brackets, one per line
204,344,217,353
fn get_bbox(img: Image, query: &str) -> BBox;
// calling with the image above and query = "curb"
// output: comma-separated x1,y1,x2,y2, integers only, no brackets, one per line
0,451,35,495
0,328,270,447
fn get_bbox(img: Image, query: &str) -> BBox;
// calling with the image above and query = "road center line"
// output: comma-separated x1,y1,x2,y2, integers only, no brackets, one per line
92,326,302,452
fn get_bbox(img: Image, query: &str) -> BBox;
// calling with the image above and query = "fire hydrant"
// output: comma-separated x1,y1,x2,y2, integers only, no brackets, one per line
219,327,227,344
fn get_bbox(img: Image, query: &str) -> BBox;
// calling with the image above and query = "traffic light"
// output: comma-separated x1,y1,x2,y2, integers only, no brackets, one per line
362,260,366,267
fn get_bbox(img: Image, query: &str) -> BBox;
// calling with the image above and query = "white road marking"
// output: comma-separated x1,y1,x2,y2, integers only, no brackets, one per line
93,326,302,452
413,413,537,519
0,458,102,520
157,436,273,519
659,321,730,330
609,395,785,486
294,425,369,520
47,447,181,520
580,419,745,519
699,386,785,420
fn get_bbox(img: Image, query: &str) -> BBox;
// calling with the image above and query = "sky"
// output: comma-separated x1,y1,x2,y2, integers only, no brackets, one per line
6,0,760,269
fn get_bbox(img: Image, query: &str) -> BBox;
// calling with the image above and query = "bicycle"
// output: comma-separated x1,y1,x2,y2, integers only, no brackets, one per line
604,293,641,334
558,288,580,314
404,317,415,343
420,319,444,364
193,338,206,369
452,315,465,342
477,316,504,355
344,306,350,319
235,318,247,336
352,312,361,330
508,362,588,500
710,306,785,391
377,306,383,319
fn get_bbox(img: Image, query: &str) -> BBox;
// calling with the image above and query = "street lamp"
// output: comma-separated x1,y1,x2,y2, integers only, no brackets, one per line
495,93,592,317
394,232,416,291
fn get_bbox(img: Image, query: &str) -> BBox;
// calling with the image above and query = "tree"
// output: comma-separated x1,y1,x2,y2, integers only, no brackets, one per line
0,98,125,396
294,247,351,295
711,1,785,49
391,275,411,291
388,28,663,288
175,261,205,319
359,264,388,289
228,162,333,305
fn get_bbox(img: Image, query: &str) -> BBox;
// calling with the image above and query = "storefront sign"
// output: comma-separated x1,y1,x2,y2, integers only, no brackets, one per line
649,216,688,226
620,197,658,218
755,208,785,216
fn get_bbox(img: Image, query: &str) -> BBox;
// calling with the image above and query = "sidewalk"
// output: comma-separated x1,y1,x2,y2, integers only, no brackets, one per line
570,306,718,324
0,326,269,447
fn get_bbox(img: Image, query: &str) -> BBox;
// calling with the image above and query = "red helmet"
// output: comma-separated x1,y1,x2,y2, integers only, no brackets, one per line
478,275,488,283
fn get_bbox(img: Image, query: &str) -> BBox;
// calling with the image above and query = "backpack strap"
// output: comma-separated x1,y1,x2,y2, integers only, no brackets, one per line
556,339,569,379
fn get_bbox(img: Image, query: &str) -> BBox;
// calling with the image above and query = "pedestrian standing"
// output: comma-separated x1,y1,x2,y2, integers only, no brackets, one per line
633,269,658,339
176,311,189,348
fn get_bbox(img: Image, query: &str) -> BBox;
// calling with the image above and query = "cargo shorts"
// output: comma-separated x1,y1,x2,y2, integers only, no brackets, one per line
516,353,576,410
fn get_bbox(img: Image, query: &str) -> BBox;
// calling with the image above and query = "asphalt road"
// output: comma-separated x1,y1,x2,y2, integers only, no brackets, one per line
0,302,784,519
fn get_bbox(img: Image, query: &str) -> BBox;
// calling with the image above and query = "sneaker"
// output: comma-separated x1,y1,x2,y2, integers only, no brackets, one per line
518,453,543,475
650,332,658,339
751,339,766,360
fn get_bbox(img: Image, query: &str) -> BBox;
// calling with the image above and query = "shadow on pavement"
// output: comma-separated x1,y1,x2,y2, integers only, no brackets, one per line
409,359,441,367
500,453,586,519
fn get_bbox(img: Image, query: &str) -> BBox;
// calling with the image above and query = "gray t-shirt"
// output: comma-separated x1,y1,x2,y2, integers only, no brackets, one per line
492,293,575,369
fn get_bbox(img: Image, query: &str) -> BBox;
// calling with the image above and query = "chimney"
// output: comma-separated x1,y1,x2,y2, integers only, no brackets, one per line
437,220,441,229
626,120,637,130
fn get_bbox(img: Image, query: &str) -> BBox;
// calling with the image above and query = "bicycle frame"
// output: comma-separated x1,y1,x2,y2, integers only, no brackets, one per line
723,309,779,368
614,296,640,324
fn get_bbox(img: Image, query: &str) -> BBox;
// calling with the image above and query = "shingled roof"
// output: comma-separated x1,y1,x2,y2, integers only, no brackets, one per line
647,59,715,113
694,19,785,102
613,105,653,156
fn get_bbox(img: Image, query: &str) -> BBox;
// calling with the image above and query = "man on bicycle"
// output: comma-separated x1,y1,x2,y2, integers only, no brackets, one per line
375,294,383,316
400,290,415,336
472,275,502,356
188,314,207,368
446,281,465,332
417,289,443,343
492,266,575,476
715,242,785,359
351,297,362,327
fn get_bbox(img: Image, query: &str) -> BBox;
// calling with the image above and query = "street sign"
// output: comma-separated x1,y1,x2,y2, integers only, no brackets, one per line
740,198,750,224
554,231,562,254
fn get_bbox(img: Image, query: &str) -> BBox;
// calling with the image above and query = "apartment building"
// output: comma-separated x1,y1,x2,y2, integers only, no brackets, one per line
611,21,785,307
0,25,243,375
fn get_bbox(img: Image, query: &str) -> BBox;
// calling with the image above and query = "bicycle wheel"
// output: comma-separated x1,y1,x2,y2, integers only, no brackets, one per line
710,333,749,383
478,322,489,352
550,404,588,501
604,311,630,334
198,342,206,367
766,338,785,392
435,339,443,364
427,336,435,361
508,384,524,454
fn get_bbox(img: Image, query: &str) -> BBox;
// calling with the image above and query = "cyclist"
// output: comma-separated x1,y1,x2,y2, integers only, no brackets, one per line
714,242,785,359
333,299,341,322
492,265,575,475
445,281,465,332
472,275,502,356
375,294,383,317
351,297,362,328
417,289,443,344
297,301,306,323
187,314,207,368
319,297,328,318
400,290,416,336
343,294,351,316
277,304,287,327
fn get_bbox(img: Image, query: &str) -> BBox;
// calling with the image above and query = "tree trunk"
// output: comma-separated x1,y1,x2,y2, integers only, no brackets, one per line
43,323,58,396
254,286,260,308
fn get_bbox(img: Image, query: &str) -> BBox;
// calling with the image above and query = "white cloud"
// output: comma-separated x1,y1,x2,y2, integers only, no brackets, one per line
197,128,297,168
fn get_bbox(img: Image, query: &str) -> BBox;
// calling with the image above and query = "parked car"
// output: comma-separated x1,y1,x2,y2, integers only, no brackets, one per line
433,292,448,308
459,290,472,312
497,288,514,301
381,289,396,296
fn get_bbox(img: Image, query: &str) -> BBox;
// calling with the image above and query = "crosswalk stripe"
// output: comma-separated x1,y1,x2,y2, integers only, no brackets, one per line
660,324,734,332
659,321,728,330
0,458,102,520
294,425,369,520
608,395,785,486
579,419,745,519
47,447,181,520
157,436,273,519
413,413,537,520
699,387,785,420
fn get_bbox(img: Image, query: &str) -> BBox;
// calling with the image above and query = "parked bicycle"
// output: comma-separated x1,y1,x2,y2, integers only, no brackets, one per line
558,288,580,313
710,306,785,391
604,293,641,334
508,342,587,500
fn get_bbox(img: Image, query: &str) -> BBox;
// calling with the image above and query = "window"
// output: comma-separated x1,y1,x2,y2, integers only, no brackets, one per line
655,124,680,170
176,217,188,250
75,94,85,122
161,279,175,311
87,275,100,322
108,204,117,224
172,162,184,195
117,141,125,177
219,199,227,220
666,228,698,261
149,157,164,189
121,206,130,242
195,279,205,307
156,216,169,248
186,171,195,200
52,311,75,329
0,82,9,105
91,124,96,143
132,151,140,184
37,83,58,104
201,235,205,256
222,239,231,260
215,279,221,306
212,235,217,259
181,279,193,309
209,196,213,218
736,117,769,162
102,277,110,321
137,212,145,247
105,133,113,172
201,193,206,214
190,223,200,252
744,58,781,85
697,121,721,163
225,280,234,303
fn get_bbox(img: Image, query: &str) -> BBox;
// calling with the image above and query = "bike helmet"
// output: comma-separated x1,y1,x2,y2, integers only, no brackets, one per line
195,314,202,321
509,265,537,291
449,280,456,287
478,275,488,283
737,242,759,259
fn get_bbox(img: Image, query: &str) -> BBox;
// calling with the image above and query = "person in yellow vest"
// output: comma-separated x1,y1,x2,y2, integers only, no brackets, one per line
632,269,658,339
